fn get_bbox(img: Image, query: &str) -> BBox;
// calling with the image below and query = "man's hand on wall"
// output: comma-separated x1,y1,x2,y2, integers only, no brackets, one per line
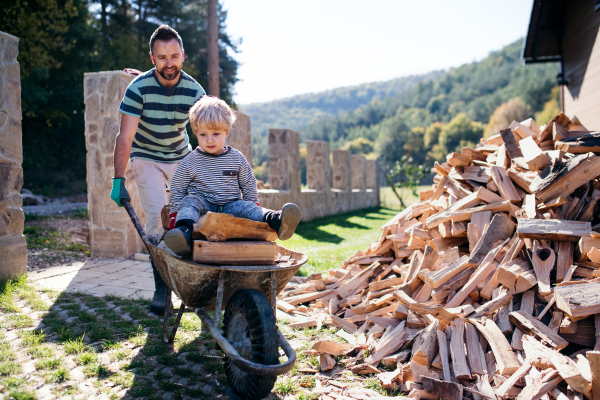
111,177,131,207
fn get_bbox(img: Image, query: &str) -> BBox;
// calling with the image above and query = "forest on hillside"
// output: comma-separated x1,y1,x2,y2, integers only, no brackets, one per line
242,69,444,164
2,0,240,196
301,39,559,166
250,39,560,182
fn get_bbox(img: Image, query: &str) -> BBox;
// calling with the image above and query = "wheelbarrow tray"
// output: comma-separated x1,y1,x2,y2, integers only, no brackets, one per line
147,242,307,309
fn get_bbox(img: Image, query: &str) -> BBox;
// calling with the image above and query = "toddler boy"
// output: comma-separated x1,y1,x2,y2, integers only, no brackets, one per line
164,96,301,256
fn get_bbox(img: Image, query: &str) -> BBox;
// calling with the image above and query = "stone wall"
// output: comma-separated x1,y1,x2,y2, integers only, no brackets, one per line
84,71,146,258
84,71,380,254
258,131,379,221
0,31,26,279
225,111,252,164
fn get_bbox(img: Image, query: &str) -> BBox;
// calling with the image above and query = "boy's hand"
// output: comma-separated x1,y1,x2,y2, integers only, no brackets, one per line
110,177,131,207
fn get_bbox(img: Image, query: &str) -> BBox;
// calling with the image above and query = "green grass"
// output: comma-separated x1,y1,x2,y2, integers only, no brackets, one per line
75,352,98,366
63,336,88,354
36,357,62,370
18,330,46,347
0,206,417,397
278,207,400,275
379,185,426,210
274,377,297,395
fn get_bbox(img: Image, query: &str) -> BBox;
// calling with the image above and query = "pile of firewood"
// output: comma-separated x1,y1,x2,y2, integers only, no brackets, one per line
276,113,600,400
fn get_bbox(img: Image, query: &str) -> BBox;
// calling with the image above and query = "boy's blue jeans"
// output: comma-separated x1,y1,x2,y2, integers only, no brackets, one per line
174,194,268,224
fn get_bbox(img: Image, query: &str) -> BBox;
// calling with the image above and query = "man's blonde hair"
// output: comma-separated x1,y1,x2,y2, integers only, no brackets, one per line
189,96,236,133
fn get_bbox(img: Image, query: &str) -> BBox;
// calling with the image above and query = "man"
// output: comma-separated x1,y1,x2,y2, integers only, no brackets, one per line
111,24,205,314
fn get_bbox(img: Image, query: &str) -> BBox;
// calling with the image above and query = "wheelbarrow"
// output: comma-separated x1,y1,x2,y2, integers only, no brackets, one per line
121,200,307,400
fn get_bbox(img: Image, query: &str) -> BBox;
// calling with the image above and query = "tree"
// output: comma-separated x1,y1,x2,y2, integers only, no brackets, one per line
375,115,411,161
535,86,560,126
439,113,483,154
424,122,444,148
1,0,240,195
385,156,427,210
341,137,374,155
402,127,426,165
485,97,532,137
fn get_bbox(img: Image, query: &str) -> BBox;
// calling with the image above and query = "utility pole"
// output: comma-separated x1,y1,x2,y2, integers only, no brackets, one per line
207,0,219,97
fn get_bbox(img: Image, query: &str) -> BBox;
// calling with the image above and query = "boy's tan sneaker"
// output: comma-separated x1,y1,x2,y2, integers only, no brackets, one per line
277,203,301,240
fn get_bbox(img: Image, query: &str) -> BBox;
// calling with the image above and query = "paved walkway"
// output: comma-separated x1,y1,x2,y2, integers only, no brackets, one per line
29,255,156,299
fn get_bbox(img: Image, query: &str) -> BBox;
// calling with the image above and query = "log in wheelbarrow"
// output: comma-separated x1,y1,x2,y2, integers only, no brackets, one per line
121,200,307,400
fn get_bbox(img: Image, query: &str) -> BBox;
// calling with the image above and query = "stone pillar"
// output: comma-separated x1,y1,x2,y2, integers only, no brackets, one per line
268,129,300,194
225,111,252,165
0,31,26,279
351,154,366,190
84,71,146,258
306,140,331,191
366,159,380,204
332,150,352,191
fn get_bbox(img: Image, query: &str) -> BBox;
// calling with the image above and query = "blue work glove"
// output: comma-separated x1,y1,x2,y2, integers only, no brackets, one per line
110,177,131,207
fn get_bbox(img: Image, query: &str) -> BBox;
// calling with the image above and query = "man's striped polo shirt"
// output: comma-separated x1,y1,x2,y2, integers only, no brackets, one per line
119,69,205,163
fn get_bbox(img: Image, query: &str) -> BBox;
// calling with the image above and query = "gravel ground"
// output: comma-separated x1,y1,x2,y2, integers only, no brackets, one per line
23,202,89,217
24,204,91,272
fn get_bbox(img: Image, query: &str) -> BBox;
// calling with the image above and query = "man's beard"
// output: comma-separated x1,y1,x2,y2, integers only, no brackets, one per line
157,65,180,81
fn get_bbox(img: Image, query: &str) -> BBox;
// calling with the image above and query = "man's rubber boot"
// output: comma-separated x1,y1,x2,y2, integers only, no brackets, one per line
150,260,169,315
163,221,194,256
264,203,301,240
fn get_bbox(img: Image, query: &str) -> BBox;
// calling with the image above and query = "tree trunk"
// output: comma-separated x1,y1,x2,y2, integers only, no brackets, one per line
207,0,219,97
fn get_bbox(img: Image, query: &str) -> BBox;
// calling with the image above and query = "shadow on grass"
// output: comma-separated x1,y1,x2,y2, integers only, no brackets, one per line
293,207,398,244
0,276,227,399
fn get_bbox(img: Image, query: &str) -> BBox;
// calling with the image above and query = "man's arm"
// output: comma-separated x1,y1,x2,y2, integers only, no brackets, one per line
113,114,140,178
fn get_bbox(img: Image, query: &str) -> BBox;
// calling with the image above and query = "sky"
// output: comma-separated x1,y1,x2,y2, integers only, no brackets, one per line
219,0,534,105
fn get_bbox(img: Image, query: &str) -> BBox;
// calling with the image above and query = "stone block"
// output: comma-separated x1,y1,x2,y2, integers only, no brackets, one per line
0,163,22,204
366,159,379,189
6,63,21,121
332,149,352,191
85,76,98,98
91,228,126,258
306,140,331,191
102,210,126,230
87,146,105,189
88,189,104,226
1,34,19,63
226,111,252,165
0,235,26,279
4,207,24,236
100,117,119,154
351,154,366,190
103,154,114,171
0,111,8,132
125,221,142,255
119,75,131,99
85,93,101,124
0,116,22,163
0,68,5,111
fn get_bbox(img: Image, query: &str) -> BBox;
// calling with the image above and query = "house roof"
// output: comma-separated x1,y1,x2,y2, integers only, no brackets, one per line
522,0,567,64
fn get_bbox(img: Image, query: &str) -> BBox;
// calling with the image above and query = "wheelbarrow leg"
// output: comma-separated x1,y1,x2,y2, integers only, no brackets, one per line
270,270,277,317
168,304,186,343
213,270,225,327
162,288,172,343
162,289,186,344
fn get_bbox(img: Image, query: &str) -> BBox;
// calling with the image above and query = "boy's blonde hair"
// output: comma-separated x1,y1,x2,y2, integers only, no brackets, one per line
189,96,236,133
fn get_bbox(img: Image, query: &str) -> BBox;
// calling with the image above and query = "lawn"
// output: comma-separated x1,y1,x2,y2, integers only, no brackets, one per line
278,207,400,276
379,185,428,210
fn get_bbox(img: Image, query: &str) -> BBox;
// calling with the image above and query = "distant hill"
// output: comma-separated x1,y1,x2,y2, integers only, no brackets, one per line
240,71,444,165
300,38,559,165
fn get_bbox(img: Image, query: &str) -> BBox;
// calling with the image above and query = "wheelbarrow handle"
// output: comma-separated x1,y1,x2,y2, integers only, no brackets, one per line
121,199,149,243
195,308,296,376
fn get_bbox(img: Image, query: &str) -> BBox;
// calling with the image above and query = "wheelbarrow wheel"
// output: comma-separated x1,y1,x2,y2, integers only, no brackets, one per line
222,289,279,400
